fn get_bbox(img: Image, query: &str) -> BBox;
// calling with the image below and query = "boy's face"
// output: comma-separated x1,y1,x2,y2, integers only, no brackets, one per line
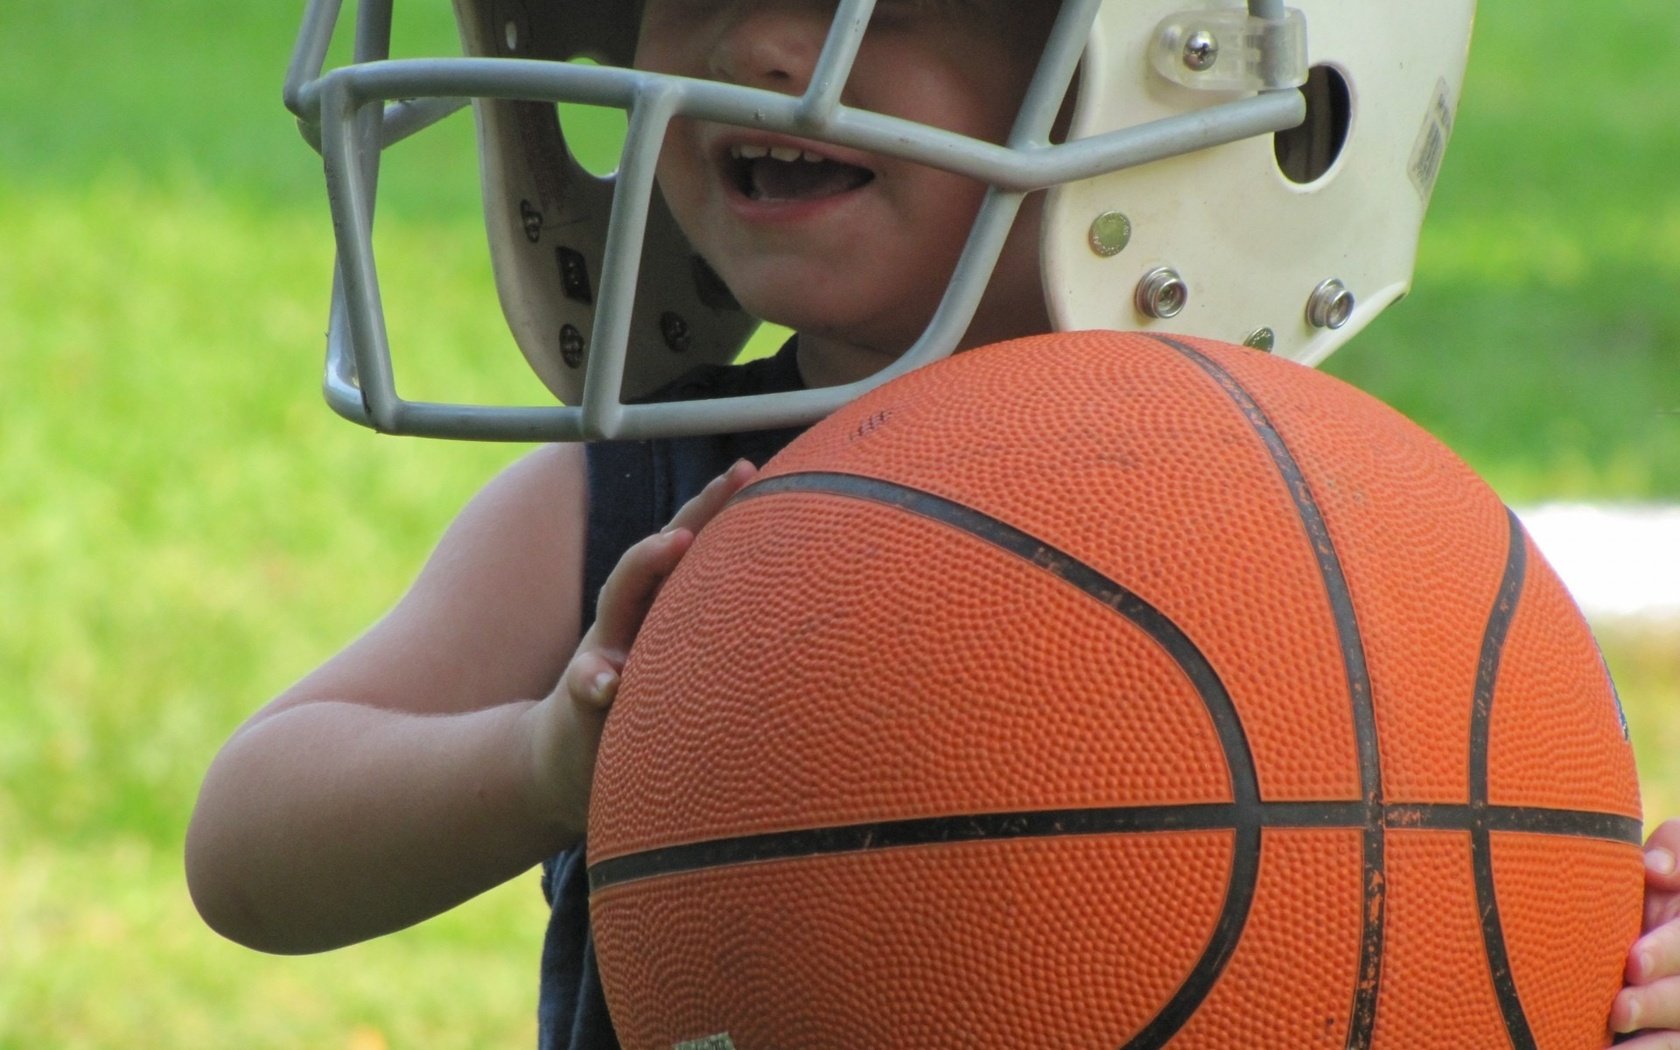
635,0,1059,361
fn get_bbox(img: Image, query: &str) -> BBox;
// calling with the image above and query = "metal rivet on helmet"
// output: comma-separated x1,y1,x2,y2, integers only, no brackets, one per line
1087,211,1133,258
1135,267,1189,320
1306,278,1355,330
1244,327,1277,352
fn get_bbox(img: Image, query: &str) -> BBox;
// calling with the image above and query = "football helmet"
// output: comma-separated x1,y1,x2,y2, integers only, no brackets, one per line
285,0,1475,440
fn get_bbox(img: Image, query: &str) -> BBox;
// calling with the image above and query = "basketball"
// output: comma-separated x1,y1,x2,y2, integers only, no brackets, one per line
587,331,1643,1048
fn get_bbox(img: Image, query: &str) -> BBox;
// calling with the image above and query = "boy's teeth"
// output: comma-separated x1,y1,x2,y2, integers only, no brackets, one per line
730,143,827,163
728,141,874,201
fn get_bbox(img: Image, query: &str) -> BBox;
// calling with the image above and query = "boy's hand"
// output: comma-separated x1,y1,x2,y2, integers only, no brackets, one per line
527,460,758,837
1612,819,1680,1046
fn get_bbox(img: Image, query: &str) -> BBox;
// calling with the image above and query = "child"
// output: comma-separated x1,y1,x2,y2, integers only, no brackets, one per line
188,0,1680,1045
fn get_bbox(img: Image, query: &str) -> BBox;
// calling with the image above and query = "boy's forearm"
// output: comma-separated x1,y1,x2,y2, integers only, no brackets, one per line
186,698,573,955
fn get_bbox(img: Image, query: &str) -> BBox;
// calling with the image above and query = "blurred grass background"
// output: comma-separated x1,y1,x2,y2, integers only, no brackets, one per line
2,1,1676,1046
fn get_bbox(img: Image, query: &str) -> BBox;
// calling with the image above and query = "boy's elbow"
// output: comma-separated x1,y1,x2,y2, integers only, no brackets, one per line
184,808,275,952
184,785,314,955
185,830,333,955
184,865,259,951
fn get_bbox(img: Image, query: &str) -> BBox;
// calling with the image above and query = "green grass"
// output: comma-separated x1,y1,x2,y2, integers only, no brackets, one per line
0,179,539,1046
2,0,1677,1044
1321,4,1680,502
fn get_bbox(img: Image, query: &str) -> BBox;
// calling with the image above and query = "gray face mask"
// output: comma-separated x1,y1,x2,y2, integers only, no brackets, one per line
285,0,1468,443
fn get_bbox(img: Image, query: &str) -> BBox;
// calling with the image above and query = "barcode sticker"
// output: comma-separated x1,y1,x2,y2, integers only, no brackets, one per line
1409,78,1457,202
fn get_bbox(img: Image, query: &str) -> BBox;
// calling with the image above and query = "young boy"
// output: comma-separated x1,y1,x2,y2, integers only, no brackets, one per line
188,1,1680,1046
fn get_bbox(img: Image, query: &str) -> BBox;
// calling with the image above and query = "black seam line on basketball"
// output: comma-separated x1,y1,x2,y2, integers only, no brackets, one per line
1378,803,1643,843
1471,509,1537,1050
585,800,1642,892
589,804,1245,890
683,469,1258,1050
588,799,1639,887
1142,334,1386,1050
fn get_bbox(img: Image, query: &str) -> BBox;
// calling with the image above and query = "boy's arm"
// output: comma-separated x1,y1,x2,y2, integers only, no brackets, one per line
186,444,590,954
186,447,754,955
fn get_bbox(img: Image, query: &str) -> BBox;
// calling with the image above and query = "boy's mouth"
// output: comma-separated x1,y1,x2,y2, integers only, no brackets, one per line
727,143,875,203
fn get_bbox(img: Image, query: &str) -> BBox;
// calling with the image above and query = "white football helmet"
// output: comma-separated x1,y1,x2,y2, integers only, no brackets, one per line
285,0,1475,440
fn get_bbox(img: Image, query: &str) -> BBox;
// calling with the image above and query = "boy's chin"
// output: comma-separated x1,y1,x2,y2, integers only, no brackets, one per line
792,337,905,389
767,307,924,354
735,299,903,352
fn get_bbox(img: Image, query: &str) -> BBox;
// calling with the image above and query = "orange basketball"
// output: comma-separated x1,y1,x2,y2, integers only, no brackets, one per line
588,331,1643,1049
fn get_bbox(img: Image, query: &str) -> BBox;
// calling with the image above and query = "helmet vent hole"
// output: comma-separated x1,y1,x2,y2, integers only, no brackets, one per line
1274,65,1349,185
555,58,629,178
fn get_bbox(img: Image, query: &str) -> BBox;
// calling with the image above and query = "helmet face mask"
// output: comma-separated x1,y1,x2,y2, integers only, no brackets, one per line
286,0,1474,442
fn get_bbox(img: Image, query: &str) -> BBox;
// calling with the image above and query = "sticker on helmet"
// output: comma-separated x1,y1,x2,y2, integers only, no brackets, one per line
1409,78,1456,202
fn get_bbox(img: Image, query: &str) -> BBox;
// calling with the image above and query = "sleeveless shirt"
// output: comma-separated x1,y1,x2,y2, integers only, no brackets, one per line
537,340,808,1049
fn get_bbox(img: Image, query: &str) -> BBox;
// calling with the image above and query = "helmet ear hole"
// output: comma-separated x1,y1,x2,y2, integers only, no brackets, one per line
556,59,629,177
1275,65,1350,185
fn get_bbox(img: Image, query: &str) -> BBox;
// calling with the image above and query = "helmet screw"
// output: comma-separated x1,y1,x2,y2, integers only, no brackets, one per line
559,324,585,368
1135,267,1189,320
1088,211,1133,257
1244,327,1276,352
660,311,692,353
1307,279,1355,330
1182,30,1220,72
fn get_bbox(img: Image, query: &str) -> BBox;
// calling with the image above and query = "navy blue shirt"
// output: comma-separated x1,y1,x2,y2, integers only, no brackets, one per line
537,341,807,1049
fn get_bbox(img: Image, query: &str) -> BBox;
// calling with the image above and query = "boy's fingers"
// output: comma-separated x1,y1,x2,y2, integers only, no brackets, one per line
1613,975,1680,1038
1631,914,1680,985
666,460,756,536
1611,1026,1680,1049
1648,821,1680,891
562,651,620,713
568,464,748,714
1651,888,1680,938
590,527,694,654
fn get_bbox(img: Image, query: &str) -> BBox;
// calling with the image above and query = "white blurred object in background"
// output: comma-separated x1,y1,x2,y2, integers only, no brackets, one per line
1518,504,1680,625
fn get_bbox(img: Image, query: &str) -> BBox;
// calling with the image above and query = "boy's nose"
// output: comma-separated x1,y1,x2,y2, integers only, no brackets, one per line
707,1,827,94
